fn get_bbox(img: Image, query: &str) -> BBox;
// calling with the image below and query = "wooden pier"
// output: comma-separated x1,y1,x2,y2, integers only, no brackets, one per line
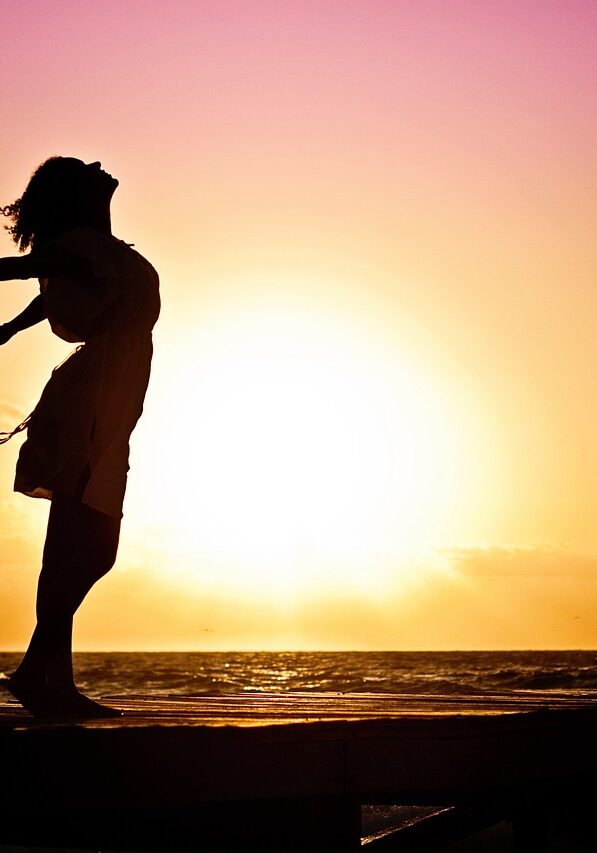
0,691,595,851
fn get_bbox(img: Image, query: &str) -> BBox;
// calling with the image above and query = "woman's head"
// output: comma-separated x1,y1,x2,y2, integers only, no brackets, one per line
1,156,118,252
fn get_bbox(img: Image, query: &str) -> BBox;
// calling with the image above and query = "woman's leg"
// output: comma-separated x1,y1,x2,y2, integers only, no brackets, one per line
10,491,120,713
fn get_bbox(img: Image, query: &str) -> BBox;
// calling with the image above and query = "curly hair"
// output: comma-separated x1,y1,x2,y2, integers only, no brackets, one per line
1,156,91,253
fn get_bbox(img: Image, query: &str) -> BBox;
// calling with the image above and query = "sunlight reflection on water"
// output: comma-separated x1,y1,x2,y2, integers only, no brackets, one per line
2,650,596,699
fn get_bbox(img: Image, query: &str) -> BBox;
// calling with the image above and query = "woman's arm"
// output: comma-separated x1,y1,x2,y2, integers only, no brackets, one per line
0,246,92,282
1,243,103,344
0,255,39,281
0,294,46,344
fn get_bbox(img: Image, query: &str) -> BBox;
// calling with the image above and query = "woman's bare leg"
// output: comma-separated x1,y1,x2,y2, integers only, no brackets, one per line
9,492,121,716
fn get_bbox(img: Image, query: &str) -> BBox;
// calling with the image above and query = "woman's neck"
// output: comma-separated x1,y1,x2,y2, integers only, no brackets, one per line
86,208,112,235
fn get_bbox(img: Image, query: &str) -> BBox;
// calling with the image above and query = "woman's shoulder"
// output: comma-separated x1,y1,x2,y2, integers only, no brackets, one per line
48,224,108,249
48,227,158,291
44,226,120,280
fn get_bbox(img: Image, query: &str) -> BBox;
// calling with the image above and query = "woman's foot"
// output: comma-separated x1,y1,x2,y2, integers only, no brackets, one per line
5,672,121,719
68,690,122,718
5,671,52,717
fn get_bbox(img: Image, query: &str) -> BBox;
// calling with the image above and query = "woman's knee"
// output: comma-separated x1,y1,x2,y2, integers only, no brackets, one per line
90,539,119,580
37,500,120,617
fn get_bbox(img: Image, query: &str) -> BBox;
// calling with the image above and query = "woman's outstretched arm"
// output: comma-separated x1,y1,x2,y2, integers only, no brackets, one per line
0,246,92,282
0,294,46,344
0,245,97,344
0,254,39,281
0,255,46,344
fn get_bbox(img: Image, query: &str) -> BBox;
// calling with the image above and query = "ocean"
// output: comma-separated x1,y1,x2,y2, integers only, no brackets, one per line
1,649,595,698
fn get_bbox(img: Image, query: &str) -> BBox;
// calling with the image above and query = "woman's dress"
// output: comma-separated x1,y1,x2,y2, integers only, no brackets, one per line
14,226,160,518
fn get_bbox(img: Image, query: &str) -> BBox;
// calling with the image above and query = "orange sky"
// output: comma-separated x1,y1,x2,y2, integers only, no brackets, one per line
1,1,596,650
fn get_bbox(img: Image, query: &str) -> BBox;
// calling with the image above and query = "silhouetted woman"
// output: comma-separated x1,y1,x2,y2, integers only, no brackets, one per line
0,157,160,717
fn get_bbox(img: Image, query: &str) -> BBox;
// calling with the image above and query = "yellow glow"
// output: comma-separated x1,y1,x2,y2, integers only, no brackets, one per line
125,295,473,603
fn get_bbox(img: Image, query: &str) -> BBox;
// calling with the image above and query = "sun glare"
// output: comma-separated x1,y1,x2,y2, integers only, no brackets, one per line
127,300,469,600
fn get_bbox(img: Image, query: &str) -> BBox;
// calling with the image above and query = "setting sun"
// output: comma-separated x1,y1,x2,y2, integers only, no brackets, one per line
122,296,478,602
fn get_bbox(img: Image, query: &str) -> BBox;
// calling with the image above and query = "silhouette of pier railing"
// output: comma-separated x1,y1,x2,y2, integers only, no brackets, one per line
0,692,595,851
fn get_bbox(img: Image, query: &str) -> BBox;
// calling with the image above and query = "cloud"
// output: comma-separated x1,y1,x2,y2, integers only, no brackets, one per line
440,544,597,580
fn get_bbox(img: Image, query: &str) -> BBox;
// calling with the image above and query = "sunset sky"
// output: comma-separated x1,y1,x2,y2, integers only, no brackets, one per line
1,0,596,650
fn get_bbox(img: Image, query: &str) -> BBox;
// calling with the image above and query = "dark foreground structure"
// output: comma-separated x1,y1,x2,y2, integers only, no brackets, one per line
0,692,595,851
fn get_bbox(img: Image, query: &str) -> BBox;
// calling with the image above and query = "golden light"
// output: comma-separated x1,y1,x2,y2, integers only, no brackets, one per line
125,295,474,602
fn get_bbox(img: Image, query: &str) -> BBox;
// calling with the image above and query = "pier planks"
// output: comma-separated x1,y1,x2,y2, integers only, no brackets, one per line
0,692,595,851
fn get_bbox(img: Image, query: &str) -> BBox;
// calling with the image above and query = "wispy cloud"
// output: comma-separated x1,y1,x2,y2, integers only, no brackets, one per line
440,544,597,580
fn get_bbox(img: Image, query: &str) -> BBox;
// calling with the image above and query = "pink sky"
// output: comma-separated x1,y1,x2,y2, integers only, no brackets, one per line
1,1,597,649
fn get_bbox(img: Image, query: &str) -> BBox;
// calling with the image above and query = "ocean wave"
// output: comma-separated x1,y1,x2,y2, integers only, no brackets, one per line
1,650,595,697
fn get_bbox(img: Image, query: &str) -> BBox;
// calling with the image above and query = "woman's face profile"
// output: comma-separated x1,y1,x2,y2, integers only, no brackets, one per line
63,158,119,203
